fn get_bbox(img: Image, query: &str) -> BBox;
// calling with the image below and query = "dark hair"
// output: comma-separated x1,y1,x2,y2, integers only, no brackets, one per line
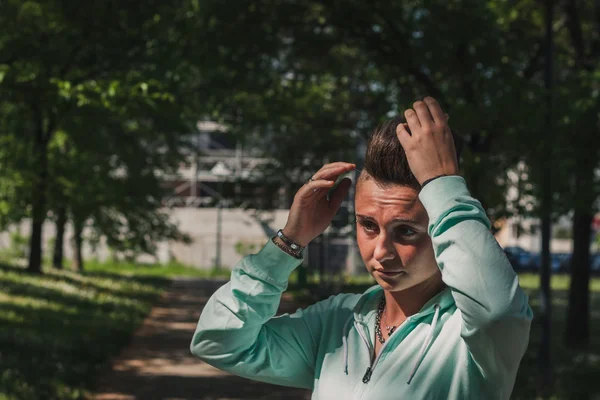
359,115,462,191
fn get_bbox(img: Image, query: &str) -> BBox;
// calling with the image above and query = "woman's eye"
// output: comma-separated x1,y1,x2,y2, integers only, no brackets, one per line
361,221,377,232
396,226,416,238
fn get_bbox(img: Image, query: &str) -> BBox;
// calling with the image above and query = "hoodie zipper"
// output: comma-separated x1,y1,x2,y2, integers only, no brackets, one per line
356,319,407,384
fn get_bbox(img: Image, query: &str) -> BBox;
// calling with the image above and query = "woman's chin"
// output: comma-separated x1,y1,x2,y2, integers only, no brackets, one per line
373,273,410,292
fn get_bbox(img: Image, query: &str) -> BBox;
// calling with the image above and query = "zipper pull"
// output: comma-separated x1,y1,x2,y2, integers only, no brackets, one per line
362,366,373,383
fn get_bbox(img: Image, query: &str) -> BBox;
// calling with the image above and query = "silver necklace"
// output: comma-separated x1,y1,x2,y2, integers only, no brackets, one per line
375,297,397,344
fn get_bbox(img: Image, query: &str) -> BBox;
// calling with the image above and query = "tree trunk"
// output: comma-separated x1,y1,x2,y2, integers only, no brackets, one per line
537,1,554,396
28,206,45,273
72,218,84,272
564,142,596,349
27,118,50,274
538,205,553,396
52,207,67,269
565,210,593,348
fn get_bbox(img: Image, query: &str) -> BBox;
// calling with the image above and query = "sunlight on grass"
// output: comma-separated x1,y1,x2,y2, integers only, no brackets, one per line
83,259,231,279
518,273,600,292
0,263,168,400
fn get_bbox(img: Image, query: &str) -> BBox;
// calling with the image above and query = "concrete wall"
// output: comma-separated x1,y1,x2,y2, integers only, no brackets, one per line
167,208,289,268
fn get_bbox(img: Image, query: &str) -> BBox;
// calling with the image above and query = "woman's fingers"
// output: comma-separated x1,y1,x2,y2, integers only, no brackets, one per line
327,178,352,210
310,162,353,178
297,179,336,199
396,123,412,147
311,163,355,181
413,100,434,128
423,97,446,125
404,108,421,134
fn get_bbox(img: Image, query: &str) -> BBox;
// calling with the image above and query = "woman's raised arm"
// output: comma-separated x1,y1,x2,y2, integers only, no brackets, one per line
190,162,355,388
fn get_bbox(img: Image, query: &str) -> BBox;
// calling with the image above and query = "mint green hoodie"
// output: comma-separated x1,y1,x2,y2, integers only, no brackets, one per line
190,176,533,399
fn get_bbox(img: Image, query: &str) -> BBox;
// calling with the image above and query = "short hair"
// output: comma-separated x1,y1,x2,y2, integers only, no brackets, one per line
358,115,462,191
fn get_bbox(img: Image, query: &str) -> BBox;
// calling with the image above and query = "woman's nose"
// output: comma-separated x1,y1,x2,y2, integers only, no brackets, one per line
373,233,395,263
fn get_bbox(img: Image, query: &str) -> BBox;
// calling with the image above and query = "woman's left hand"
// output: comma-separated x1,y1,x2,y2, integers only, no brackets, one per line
396,97,459,185
282,162,354,247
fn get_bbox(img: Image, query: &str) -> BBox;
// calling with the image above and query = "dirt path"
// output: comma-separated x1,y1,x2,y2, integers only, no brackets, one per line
93,278,312,400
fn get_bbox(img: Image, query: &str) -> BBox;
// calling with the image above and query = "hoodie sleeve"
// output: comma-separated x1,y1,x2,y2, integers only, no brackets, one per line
190,239,323,389
419,176,533,392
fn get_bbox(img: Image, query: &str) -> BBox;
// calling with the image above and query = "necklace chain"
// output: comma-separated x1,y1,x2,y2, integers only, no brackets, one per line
375,297,397,344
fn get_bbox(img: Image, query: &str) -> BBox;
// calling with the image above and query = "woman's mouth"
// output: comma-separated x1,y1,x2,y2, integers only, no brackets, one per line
375,270,405,277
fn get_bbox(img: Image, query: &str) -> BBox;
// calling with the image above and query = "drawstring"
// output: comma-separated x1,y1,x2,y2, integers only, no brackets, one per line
407,304,441,385
341,315,354,375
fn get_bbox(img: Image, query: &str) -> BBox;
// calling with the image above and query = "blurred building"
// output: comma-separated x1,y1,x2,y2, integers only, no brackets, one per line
494,215,584,253
161,121,293,210
493,162,600,266
154,121,358,271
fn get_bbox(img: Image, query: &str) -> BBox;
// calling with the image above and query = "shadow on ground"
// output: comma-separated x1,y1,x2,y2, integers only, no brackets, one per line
97,373,310,400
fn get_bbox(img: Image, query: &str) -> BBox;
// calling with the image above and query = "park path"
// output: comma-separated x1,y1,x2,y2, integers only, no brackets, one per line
93,278,312,400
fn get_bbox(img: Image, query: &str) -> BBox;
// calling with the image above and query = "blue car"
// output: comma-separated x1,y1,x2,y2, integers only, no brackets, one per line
503,246,532,270
527,253,568,271
590,254,600,272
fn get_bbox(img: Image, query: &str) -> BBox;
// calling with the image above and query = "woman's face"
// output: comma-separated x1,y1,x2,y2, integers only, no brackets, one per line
355,178,441,292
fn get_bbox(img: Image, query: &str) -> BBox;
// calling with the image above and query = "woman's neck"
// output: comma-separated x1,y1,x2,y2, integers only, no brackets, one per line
383,273,445,324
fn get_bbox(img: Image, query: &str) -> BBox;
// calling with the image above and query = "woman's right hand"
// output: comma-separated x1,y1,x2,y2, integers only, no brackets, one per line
282,162,355,247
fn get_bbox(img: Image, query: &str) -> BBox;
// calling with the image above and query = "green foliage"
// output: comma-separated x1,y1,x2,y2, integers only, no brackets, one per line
0,231,29,262
0,136,32,229
515,283,600,399
3,0,596,272
83,260,230,279
204,1,550,222
0,0,228,270
234,240,258,257
209,0,600,227
553,226,573,240
0,263,167,399
8,232,28,260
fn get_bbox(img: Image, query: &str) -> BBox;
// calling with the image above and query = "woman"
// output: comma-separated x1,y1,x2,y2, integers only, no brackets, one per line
190,97,532,399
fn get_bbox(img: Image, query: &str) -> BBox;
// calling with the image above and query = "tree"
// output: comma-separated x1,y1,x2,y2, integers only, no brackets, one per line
0,1,179,271
554,0,600,350
0,0,238,272
214,1,547,225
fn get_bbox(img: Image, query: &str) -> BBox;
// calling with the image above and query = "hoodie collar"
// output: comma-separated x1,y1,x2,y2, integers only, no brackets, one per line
352,284,455,323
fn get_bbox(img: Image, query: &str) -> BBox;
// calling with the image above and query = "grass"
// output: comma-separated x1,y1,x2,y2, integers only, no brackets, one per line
512,274,600,399
83,259,231,279
289,272,600,399
0,260,226,400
